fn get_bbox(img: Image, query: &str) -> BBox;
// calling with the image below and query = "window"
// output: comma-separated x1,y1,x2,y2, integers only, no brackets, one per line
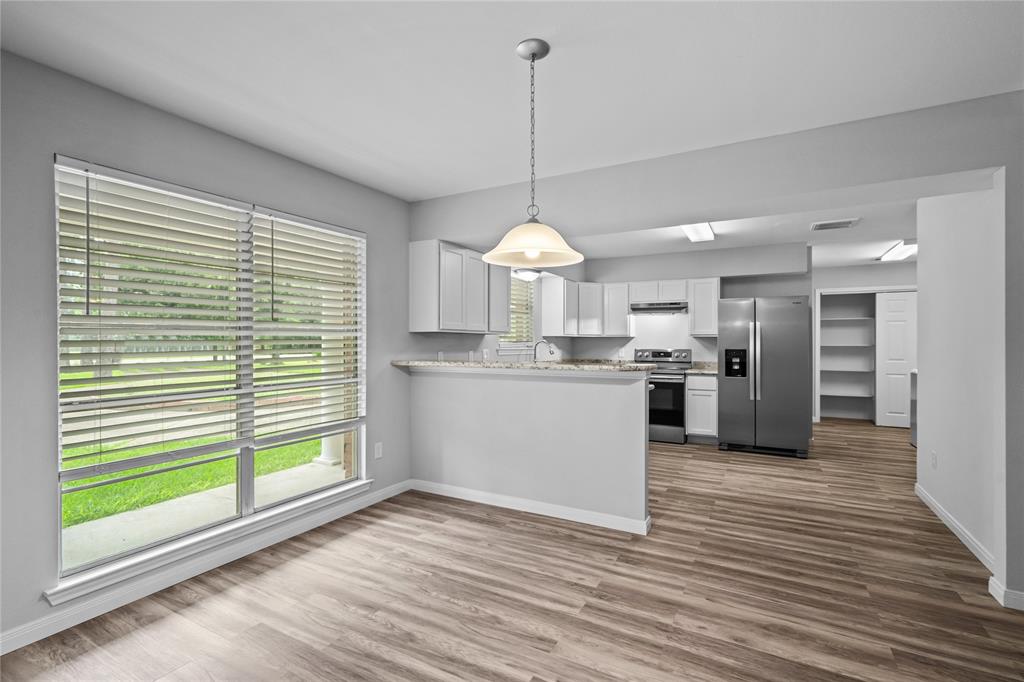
498,274,536,350
55,158,366,573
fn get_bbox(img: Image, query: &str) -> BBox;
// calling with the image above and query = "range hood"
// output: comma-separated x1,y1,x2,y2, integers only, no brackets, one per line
630,301,688,314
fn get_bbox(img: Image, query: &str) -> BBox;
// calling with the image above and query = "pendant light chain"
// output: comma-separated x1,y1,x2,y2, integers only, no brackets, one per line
482,38,583,269
527,54,539,219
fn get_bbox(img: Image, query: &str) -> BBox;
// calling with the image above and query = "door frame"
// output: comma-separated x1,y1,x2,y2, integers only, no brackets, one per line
814,285,917,423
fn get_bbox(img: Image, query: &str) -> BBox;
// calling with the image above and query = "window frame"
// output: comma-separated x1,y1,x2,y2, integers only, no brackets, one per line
53,155,368,576
497,273,538,354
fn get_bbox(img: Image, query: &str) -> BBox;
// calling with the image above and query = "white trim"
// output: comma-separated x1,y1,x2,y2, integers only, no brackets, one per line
915,483,996,572
1,479,409,655
55,154,252,211
988,577,1024,611
47,479,373,605
408,479,651,535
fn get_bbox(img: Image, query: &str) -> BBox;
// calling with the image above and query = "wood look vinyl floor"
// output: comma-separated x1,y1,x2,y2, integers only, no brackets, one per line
4,419,1023,681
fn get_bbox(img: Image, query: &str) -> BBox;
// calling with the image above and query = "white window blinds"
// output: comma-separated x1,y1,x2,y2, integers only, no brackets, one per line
56,161,366,483
252,214,365,444
500,276,535,344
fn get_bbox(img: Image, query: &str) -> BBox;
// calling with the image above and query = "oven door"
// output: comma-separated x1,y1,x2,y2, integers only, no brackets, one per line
648,376,686,443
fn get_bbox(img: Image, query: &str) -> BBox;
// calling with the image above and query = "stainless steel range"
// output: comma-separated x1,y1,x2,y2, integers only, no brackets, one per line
635,348,692,444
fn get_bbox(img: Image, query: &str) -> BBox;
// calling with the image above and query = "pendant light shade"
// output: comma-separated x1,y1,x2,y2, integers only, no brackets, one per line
483,38,583,269
485,219,583,268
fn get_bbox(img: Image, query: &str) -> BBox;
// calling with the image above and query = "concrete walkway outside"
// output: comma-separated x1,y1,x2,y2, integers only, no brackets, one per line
63,462,355,570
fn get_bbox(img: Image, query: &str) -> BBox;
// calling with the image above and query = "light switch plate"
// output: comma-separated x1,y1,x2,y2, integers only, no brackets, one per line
374,442,383,460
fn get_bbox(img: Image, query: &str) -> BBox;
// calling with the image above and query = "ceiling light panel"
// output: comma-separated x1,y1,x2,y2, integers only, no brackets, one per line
681,222,715,242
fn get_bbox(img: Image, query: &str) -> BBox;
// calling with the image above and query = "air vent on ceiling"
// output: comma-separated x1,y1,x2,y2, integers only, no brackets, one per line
810,218,861,232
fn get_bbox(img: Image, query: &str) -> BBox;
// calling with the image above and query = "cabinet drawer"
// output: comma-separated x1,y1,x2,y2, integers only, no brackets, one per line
687,375,718,391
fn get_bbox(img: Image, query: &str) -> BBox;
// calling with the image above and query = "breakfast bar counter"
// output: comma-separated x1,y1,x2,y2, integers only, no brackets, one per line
393,358,652,534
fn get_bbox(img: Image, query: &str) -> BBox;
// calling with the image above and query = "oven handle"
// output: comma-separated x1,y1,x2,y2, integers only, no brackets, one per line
649,377,687,384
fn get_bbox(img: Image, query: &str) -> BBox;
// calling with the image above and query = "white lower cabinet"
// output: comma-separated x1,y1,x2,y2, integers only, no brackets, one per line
685,375,718,437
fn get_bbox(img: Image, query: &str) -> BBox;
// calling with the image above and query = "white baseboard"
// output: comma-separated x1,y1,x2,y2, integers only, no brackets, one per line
1,478,649,655
915,483,996,572
989,577,1024,611
408,479,651,536
0,480,411,655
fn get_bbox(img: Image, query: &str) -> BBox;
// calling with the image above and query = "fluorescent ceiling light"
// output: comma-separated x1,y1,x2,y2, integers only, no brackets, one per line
681,222,715,242
879,239,918,261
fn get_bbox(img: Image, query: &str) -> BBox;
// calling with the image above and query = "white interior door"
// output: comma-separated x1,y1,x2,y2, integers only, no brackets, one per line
875,291,918,427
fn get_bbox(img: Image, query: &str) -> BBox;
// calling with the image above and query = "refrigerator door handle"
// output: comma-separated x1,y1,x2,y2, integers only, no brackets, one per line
755,321,763,401
748,322,755,401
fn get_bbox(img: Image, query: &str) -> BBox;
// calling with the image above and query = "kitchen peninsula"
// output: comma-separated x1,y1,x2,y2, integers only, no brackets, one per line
393,359,655,534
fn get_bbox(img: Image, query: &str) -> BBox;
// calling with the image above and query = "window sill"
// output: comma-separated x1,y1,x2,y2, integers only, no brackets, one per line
497,344,537,356
44,478,373,606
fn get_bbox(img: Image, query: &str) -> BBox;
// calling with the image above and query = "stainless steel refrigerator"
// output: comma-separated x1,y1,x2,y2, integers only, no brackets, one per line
718,297,812,457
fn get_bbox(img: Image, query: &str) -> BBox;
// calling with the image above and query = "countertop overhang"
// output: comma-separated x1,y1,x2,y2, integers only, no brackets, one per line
391,359,656,379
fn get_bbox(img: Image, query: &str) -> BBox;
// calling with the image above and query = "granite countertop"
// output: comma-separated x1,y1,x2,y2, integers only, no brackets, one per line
391,359,657,373
685,362,718,376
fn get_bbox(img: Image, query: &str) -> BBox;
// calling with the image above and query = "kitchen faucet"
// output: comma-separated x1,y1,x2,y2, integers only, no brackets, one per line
533,339,556,362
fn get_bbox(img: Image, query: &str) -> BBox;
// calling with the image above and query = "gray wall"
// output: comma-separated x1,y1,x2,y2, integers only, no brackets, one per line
411,90,1024,599
917,186,1005,578
583,243,808,283
0,53,417,638
812,262,917,291
721,273,812,299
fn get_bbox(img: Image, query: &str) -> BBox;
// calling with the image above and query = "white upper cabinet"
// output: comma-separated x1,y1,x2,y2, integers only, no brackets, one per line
688,277,720,337
629,280,659,303
603,282,631,337
578,283,604,335
463,251,487,331
563,279,580,336
540,275,635,338
540,270,573,333
659,279,688,301
629,279,688,303
409,239,505,333
439,243,466,330
486,264,510,334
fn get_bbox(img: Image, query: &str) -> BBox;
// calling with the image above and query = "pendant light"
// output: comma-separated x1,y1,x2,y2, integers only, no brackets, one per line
483,38,583,269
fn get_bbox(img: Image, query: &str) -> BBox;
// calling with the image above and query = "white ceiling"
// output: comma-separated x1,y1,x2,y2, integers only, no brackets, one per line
571,200,917,267
2,2,1021,201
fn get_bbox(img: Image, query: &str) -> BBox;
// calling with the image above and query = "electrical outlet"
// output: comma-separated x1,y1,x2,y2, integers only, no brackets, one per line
374,442,383,460
437,351,444,361
482,349,489,361
931,450,938,469
468,350,475,362
618,348,625,359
